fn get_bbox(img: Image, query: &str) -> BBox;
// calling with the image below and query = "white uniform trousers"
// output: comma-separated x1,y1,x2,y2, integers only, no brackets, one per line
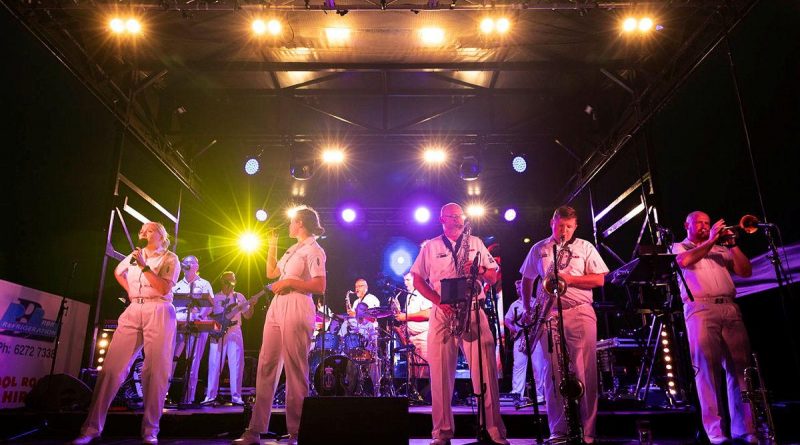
248,293,315,437
206,327,245,400
173,331,209,403
537,303,598,443
684,299,755,442
511,337,546,401
428,305,507,443
81,300,176,438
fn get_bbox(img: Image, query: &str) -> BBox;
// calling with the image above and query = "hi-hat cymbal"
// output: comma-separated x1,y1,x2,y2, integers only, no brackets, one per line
365,307,394,318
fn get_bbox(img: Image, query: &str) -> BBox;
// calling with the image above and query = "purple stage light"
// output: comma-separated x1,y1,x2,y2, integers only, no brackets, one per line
341,208,357,223
414,206,431,223
504,208,517,222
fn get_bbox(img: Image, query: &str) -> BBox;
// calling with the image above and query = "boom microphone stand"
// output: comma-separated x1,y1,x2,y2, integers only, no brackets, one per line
513,307,545,444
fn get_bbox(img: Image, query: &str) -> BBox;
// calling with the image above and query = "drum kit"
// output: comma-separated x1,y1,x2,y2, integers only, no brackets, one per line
308,306,410,397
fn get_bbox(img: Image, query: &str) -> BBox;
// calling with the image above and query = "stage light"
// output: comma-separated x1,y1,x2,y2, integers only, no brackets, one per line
109,18,126,34
388,249,413,276
504,209,517,222
238,232,261,253
495,18,510,34
523,237,531,244
252,19,268,35
321,148,345,164
466,204,485,218
244,157,260,175
638,17,654,32
512,155,527,173
467,183,481,196
290,146,315,180
383,238,419,277
622,17,638,32
267,19,282,35
459,155,481,181
125,18,142,34
287,207,300,219
480,18,494,34
255,209,268,222
325,27,351,44
414,207,431,224
420,28,445,45
423,148,447,164
341,208,357,223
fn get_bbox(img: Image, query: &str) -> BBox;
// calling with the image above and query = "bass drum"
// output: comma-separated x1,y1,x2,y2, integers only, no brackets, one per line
313,355,360,396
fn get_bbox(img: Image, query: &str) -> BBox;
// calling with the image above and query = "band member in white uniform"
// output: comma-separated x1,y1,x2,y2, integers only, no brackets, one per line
395,272,432,377
234,206,326,445
519,206,608,444
410,203,508,445
346,278,380,315
71,222,180,445
204,271,254,405
503,280,545,404
673,211,756,445
171,255,214,403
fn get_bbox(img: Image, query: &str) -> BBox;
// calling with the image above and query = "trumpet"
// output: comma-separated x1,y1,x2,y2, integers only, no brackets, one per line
717,214,766,246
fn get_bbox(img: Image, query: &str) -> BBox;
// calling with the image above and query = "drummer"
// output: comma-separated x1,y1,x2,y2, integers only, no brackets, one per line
339,302,381,396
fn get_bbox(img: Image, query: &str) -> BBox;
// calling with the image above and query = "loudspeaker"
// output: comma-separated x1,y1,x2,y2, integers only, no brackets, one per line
298,397,408,445
26,374,92,411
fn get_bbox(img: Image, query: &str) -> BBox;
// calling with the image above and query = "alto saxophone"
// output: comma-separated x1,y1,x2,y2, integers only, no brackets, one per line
345,291,353,314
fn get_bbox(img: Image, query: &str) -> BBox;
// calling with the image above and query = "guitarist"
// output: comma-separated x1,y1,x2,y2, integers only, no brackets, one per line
203,271,254,405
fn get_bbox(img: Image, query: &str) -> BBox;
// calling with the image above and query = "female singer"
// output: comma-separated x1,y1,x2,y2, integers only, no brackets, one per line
71,222,180,445
234,206,327,445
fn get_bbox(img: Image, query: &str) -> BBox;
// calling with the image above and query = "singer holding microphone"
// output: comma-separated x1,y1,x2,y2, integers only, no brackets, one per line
234,206,326,445
519,206,608,444
71,222,180,445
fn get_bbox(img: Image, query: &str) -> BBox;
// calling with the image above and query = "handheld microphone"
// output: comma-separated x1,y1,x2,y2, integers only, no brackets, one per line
130,238,149,265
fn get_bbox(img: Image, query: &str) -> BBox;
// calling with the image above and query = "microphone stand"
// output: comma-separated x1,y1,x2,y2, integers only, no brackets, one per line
464,252,495,445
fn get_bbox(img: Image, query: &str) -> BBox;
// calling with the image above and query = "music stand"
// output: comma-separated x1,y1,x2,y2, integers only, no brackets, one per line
440,277,469,305
173,294,215,409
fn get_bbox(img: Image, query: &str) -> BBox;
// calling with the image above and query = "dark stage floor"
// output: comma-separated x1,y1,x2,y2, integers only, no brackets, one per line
4,401,800,444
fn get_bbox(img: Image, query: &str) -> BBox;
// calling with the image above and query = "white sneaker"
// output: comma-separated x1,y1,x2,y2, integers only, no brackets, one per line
142,435,158,445
70,432,100,445
231,397,245,405
232,430,261,445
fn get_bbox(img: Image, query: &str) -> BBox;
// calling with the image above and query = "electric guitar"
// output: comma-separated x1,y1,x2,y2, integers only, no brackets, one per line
209,286,270,339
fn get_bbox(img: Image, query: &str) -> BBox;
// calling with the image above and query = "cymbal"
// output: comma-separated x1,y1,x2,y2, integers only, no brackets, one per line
365,307,394,318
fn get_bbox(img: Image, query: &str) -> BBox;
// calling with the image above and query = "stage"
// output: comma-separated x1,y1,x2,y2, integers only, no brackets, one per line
5,395,800,444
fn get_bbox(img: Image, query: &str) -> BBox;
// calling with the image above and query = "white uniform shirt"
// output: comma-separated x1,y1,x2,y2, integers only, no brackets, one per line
172,276,214,321
410,234,498,299
211,290,248,331
352,293,381,309
519,237,609,309
672,239,737,302
405,290,433,335
115,248,180,301
276,236,327,292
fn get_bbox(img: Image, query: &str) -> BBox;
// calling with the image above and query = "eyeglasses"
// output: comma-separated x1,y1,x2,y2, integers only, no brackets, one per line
442,214,465,220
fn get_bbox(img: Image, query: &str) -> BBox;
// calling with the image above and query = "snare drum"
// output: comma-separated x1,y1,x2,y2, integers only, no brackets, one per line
342,333,374,363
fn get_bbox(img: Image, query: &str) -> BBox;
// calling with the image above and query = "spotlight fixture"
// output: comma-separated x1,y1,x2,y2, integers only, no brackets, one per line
341,208,357,223
244,147,264,175
423,148,447,164
108,17,142,35
622,16,658,34
321,147,345,164
504,208,517,222
238,232,261,253
414,207,431,224
419,28,445,45
512,155,527,173
255,209,268,222
290,143,315,180
459,155,482,181
466,204,486,218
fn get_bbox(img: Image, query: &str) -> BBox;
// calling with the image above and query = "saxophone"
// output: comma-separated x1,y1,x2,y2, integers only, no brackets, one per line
345,291,354,314
447,222,476,338
519,237,572,352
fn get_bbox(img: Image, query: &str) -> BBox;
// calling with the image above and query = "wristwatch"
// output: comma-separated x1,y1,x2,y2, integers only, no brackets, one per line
141,265,152,273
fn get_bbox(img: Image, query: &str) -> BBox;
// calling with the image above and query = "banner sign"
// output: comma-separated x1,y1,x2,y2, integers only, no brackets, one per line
0,279,90,409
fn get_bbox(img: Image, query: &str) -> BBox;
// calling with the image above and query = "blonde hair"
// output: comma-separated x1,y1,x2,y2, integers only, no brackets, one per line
141,222,170,249
294,206,325,236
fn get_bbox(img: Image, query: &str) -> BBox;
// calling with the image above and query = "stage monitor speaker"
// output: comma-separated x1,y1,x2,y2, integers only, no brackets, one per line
298,397,408,445
26,374,92,411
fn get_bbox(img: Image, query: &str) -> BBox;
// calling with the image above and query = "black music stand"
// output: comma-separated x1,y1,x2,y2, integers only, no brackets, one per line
172,294,214,409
